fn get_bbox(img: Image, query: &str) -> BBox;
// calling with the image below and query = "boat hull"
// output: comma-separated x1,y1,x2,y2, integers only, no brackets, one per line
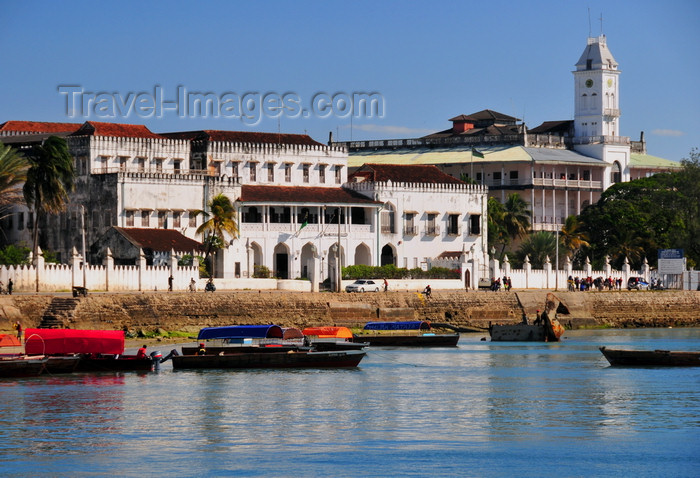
75,355,153,372
0,357,47,378
600,347,700,367
171,350,366,370
352,333,459,347
490,319,565,342
45,356,81,374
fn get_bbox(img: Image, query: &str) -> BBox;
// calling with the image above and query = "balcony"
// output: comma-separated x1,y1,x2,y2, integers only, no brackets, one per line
424,225,440,237
403,225,418,236
572,135,629,146
603,108,621,117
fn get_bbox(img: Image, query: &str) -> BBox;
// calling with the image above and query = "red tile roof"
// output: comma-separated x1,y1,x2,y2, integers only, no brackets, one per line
449,110,519,123
113,227,204,252
70,121,162,139
239,185,380,204
161,130,323,146
348,164,465,185
0,121,82,134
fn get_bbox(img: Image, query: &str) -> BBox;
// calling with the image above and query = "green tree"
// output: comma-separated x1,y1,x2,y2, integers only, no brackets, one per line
0,244,31,265
23,136,75,257
487,197,507,254
489,193,531,258
0,142,29,220
515,231,557,269
195,193,239,277
560,215,589,267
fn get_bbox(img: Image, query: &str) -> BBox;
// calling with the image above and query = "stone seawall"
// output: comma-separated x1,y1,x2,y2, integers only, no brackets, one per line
1,290,699,334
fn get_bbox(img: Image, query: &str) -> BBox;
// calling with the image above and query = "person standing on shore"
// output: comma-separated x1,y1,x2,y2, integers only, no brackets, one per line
168,275,174,292
383,278,388,292
14,321,22,343
7,278,12,295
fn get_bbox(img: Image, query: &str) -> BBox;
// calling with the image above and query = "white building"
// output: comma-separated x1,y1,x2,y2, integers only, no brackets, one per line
1,121,487,290
342,35,680,232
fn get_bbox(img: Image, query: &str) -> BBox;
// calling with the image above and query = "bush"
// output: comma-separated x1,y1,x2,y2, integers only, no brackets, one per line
253,265,271,278
0,244,31,266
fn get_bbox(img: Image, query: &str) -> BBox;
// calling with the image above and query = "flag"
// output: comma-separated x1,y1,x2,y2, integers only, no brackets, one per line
471,147,485,159
294,212,308,237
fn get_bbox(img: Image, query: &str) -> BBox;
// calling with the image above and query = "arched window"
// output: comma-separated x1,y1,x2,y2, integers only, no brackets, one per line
381,203,395,234
611,161,622,184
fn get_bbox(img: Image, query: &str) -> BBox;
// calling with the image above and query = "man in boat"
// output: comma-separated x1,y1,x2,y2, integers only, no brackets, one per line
136,344,148,359
533,310,542,325
197,343,207,355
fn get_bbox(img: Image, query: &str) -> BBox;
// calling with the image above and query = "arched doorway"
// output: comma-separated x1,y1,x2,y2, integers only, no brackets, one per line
354,243,371,266
300,243,316,279
464,269,470,290
380,244,395,266
274,243,290,279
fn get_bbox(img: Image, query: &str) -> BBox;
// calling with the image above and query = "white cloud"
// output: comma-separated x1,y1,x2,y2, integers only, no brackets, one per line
651,129,684,137
342,124,434,136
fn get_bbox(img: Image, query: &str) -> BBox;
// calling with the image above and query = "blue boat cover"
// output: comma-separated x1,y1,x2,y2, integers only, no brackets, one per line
363,321,431,331
198,325,284,340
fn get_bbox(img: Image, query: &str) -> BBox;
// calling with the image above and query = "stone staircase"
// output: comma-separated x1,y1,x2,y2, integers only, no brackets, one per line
39,297,81,329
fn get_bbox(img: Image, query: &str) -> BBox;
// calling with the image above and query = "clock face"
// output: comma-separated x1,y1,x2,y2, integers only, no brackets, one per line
585,79,594,88
607,78,613,88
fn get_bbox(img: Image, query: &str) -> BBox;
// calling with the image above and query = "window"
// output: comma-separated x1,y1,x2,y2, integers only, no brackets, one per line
447,214,459,236
28,212,34,230
303,164,310,183
469,214,481,235
319,164,326,183
231,162,239,179
126,210,134,227
493,172,502,180
173,160,181,174
158,211,167,228
137,157,146,172
335,165,342,184
141,210,150,227
189,211,197,228
284,163,292,182
476,172,482,182
267,163,275,182
249,162,257,182
18,212,24,230
586,59,592,70
155,158,163,172
119,156,128,171
404,212,417,235
173,211,181,228
381,204,395,233
426,213,439,236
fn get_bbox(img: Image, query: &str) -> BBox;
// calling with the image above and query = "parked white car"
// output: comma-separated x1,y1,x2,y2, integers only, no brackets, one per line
345,279,380,293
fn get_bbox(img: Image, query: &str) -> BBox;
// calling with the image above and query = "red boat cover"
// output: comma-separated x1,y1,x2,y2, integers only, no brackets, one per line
0,334,21,347
24,329,125,355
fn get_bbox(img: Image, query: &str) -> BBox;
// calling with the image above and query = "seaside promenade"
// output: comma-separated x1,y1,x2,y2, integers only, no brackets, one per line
1,290,699,337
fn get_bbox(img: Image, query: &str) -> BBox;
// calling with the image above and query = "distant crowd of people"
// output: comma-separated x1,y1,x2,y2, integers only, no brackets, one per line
490,276,512,291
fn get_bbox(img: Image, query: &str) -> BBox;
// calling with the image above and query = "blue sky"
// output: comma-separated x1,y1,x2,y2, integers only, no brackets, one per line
2,0,698,161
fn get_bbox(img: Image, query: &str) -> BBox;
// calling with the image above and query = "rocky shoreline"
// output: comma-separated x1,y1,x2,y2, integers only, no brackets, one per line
1,290,699,337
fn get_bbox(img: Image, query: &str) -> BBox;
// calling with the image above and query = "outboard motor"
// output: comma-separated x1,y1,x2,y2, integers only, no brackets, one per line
150,350,163,372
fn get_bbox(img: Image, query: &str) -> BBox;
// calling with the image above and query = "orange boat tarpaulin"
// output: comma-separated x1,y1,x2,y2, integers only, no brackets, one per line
24,329,125,355
302,327,353,339
0,334,21,347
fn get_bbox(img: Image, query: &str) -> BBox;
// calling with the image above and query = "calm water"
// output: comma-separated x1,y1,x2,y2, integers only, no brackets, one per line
1,328,699,477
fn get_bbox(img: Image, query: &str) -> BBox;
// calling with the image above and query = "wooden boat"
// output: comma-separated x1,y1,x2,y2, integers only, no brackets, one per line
490,292,566,342
353,321,460,347
24,328,153,372
45,356,82,374
599,346,700,367
0,356,48,378
170,349,366,370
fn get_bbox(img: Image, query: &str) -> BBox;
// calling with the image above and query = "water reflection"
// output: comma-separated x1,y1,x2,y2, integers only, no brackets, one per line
1,329,699,477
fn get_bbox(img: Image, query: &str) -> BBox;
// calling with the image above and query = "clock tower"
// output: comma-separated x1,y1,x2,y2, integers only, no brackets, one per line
572,35,629,187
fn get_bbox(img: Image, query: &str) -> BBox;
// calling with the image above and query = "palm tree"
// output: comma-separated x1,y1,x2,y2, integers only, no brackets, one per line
0,142,29,220
491,193,531,258
23,136,75,257
487,197,507,253
516,231,557,269
195,193,239,277
560,215,589,267
613,228,645,268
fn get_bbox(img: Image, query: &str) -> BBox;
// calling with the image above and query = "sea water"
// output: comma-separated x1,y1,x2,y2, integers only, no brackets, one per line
1,328,699,477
